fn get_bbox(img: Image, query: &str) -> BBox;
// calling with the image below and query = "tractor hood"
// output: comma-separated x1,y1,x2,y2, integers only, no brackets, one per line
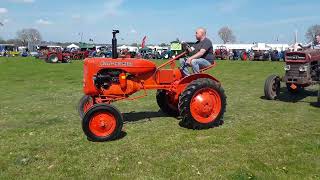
286,49,320,63
84,58,157,76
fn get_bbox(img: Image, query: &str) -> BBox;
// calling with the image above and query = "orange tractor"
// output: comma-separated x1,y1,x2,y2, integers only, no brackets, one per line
78,30,227,141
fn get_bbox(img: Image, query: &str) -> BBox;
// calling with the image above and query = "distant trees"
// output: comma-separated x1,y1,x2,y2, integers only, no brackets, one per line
218,26,236,44
305,24,320,42
16,28,42,46
159,43,168,47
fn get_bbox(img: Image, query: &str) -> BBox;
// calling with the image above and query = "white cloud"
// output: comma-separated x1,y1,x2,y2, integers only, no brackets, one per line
8,0,35,3
71,14,81,20
243,16,320,29
130,29,137,34
104,0,124,16
36,19,52,25
216,0,248,13
0,8,8,14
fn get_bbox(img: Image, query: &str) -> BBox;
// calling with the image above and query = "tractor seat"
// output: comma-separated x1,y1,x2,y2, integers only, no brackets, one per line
200,61,216,73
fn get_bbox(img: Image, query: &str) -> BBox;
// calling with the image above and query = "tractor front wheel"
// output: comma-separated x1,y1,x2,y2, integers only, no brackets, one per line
264,75,281,100
156,90,179,117
78,95,94,119
82,104,123,142
48,54,59,63
178,78,227,129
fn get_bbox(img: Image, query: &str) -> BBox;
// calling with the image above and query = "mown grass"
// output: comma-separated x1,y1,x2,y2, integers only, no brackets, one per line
0,57,319,179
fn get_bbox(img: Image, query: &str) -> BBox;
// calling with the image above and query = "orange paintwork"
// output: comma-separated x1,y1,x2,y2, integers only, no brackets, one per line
190,88,222,123
82,52,219,105
89,111,117,137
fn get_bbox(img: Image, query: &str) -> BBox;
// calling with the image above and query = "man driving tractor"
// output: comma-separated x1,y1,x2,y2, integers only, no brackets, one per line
180,28,214,76
299,34,320,49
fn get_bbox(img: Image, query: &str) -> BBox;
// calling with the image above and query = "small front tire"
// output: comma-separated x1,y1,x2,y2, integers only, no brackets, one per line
264,75,281,100
82,104,123,142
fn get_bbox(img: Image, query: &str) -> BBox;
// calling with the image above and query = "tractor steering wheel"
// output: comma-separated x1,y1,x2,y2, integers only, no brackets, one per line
181,42,194,54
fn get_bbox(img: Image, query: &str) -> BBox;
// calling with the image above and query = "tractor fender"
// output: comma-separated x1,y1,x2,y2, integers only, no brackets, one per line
173,73,221,101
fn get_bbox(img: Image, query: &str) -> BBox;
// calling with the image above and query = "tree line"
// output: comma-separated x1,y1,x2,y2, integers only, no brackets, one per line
0,25,320,46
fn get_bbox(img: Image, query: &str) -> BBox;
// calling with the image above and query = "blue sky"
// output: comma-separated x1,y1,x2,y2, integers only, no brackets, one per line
0,0,319,44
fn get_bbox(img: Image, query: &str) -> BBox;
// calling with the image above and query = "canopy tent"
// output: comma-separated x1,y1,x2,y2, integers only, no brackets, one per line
251,43,272,51
79,43,95,50
117,45,138,52
67,44,79,49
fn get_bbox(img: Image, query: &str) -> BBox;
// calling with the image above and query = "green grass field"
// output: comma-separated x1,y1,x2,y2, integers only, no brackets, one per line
0,57,319,179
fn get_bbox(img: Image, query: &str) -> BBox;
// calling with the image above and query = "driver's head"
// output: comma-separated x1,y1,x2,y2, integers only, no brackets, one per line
195,28,207,41
316,34,320,44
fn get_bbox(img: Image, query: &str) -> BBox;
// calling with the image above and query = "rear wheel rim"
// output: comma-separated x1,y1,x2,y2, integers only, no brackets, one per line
190,88,222,124
89,112,116,137
51,56,58,63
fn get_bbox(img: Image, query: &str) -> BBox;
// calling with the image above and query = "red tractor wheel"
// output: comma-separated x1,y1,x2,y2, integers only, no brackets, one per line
82,104,123,142
78,95,94,119
156,90,179,117
178,78,227,129
264,75,281,100
48,54,59,63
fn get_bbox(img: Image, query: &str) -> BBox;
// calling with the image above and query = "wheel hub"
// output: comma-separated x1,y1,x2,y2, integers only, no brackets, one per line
89,112,116,137
190,88,222,123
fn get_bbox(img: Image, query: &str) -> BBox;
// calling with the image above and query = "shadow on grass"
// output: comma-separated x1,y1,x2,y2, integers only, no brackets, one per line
87,131,127,142
123,110,172,124
261,87,318,104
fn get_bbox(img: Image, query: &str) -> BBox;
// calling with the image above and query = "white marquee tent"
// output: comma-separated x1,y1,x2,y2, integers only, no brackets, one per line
67,44,79,49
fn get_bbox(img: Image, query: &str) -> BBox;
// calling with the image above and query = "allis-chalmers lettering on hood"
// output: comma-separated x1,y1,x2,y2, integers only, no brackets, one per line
100,61,133,67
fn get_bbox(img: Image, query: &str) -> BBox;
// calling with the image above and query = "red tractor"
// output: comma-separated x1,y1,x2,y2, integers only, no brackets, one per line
46,51,71,63
78,30,227,141
38,46,71,63
214,46,229,60
264,49,320,105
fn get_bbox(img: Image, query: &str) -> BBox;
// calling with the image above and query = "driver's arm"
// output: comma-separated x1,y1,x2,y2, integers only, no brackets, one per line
299,42,312,48
188,49,206,61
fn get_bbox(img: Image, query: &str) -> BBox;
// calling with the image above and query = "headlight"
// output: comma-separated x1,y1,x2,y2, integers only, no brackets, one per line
299,65,308,72
284,65,290,71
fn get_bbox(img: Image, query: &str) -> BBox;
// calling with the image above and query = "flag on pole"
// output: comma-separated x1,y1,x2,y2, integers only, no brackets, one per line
141,36,147,48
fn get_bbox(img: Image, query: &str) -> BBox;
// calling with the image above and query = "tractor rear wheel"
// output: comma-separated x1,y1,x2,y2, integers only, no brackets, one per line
78,95,94,119
82,104,123,142
178,78,226,129
48,54,59,63
264,75,281,100
62,56,71,63
156,90,179,117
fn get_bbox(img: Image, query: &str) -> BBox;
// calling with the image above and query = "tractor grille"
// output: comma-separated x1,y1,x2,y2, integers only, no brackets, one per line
285,63,307,77
284,63,311,84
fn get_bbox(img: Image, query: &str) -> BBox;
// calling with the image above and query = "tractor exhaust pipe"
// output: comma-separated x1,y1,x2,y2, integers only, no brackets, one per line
112,30,120,59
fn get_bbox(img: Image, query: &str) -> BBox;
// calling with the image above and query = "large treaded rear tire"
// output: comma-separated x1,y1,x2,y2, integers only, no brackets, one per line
78,95,93,119
178,78,227,129
156,90,179,117
48,54,59,63
264,75,281,100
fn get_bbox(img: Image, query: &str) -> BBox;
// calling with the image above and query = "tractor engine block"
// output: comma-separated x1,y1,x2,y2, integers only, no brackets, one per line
94,70,121,90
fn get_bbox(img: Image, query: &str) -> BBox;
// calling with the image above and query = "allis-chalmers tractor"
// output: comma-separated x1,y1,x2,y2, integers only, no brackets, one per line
78,30,227,141
264,49,320,104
